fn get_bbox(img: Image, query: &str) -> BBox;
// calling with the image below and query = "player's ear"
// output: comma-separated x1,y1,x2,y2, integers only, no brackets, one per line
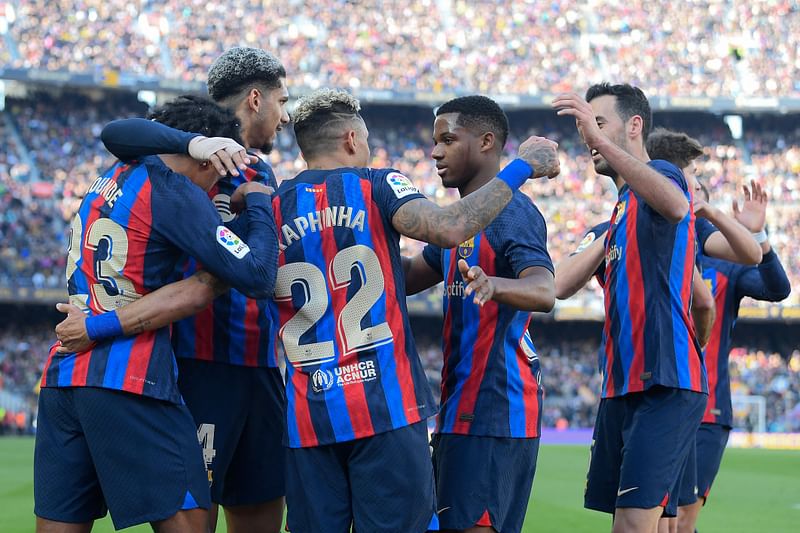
344,129,357,155
247,87,261,113
628,115,644,140
480,131,496,154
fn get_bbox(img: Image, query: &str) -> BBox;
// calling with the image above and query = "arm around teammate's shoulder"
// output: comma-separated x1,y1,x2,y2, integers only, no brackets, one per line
391,136,561,247
151,178,279,299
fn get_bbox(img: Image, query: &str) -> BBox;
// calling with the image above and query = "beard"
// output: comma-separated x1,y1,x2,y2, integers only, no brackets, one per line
593,156,617,179
257,141,274,155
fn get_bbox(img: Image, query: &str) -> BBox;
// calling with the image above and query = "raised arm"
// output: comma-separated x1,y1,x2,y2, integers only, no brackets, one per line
101,118,253,176
392,136,560,247
553,93,688,222
696,204,761,265
735,250,792,302
691,266,715,348
555,226,608,299
55,271,227,353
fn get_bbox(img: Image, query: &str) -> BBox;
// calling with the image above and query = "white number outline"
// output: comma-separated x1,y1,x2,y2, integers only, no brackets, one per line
276,245,394,367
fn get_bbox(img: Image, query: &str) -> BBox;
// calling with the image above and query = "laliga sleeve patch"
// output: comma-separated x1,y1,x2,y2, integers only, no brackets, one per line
216,226,251,258
386,172,419,199
575,232,596,253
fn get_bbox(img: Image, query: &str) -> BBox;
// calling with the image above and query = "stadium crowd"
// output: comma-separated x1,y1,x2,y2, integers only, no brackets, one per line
3,0,800,97
1,93,798,307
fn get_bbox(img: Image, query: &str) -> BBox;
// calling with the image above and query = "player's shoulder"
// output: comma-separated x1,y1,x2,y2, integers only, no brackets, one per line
648,159,687,185
497,190,544,224
698,254,743,277
245,151,276,182
574,219,611,255
367,167,421,199
140,155,207,199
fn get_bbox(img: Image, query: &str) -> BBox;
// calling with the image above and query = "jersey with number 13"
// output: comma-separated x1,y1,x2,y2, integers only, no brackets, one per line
271,167,435,448
42,156,277,403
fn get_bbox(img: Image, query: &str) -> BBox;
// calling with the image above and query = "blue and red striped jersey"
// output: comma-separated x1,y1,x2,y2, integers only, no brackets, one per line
173,155,281,367
41,156,279,403
576,218,718,290
270,167,435,448
699,251,790,427
599,159,707,398
422,191,553,438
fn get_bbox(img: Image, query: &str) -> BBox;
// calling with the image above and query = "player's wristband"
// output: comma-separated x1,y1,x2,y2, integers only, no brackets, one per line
496,159,533,190
85,311,123,341
752,229,768,244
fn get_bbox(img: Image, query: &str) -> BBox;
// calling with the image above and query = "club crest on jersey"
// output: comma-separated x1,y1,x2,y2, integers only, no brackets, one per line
458,237,475,258
311,369,335,392
216,226,250,259
613,201,627,223
386,172,419,199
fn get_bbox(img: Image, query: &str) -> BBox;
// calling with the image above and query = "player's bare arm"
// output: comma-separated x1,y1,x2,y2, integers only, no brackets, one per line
460,260,555,312
553,93,688,223
404,255,444,295
555,229,607,299
696,197,762,265
392,136,560,248
690,266,715,348
55,271,228,353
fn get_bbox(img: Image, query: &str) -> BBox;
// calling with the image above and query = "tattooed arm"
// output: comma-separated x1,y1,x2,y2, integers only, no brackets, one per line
392,136,560,247
55,271,228,353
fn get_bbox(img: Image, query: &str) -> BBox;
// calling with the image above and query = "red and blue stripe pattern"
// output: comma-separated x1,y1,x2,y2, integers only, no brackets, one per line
434,234,543,438
599,160,707,399
700,265,730,425
271,168,435,448
172,157,279,367
42,160,180,402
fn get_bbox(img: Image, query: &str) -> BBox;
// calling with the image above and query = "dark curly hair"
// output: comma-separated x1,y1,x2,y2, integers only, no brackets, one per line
436,95,509,151
147,95,243,143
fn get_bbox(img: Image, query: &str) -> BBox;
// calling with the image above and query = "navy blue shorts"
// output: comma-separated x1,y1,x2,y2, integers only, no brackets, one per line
177,359,286,507
584,386,706,517
678,423,730,504
431,433,539,533
285,421,437,533
675,430,698,506
34,387,210,529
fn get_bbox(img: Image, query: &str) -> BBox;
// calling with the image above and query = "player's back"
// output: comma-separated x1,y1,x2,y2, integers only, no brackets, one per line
271,166,435,448
44,156,241,402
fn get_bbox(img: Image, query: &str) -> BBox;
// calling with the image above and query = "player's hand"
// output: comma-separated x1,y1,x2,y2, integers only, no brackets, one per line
552,93,606,150
732,180,767,232
54,303,95,354
458,259,495,306
693,198,713,218
188,136,258,177
230,182,275,213
517,136,560,179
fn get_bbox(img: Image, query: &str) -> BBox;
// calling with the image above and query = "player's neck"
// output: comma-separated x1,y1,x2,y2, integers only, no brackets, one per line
305,154,361,171
158,154,212,190
613,142,649,191
458,163,501,197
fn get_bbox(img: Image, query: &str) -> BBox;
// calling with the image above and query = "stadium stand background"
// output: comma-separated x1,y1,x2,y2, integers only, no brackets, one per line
0,0,798,440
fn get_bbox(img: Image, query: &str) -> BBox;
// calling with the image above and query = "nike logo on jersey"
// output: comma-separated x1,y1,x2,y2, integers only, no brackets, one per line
437,506,452,514
617,487,639,496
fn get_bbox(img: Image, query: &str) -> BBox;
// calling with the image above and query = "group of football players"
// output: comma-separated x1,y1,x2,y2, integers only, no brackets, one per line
36,46,789,533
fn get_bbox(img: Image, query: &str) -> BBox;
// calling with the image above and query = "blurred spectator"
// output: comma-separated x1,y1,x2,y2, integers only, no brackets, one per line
5,1,799,97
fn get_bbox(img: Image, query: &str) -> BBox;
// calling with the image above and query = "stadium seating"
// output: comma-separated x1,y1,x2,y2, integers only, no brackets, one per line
3,1,799,96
